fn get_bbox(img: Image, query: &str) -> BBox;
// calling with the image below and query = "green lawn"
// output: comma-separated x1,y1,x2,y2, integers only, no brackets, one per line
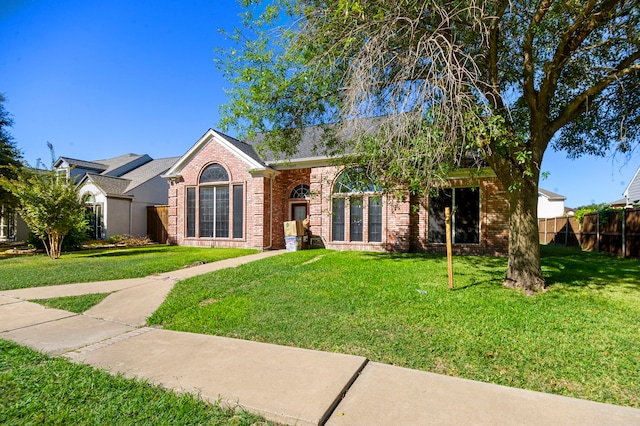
30,293,112,313
0,246,258,290
0,340,271,425
149,246,640,408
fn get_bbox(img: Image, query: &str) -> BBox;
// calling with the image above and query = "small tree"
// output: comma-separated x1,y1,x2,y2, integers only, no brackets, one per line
0,166,88,259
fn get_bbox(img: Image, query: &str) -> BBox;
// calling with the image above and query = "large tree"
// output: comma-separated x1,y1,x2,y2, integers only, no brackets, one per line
0,93,23,207
219,0,640,292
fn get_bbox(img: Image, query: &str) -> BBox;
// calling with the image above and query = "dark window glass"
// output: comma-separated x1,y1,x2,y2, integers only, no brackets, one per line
428,188,480,244
215,186,229,238
454,188,480,244
350,197,363,241
199,187,215,237
233,185,243,239
369,196,383,242
186,187,196,238
332,198,345,241
200,164,229,183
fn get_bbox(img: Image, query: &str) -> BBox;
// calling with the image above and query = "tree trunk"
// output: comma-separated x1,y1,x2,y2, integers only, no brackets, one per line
503,177,546,293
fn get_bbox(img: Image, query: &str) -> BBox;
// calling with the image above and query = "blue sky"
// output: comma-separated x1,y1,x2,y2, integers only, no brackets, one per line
1,0,638,208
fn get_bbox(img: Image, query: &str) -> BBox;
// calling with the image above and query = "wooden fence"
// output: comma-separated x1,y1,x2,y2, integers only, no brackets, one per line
538,208,640,258
147,205,169,244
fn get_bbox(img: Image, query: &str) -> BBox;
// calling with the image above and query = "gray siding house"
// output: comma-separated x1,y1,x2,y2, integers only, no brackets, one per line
623,166,640,207
55,154,179,239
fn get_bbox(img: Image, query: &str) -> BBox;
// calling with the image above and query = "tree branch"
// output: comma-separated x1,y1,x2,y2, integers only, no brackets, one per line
539,0,621,110
523,0,553,113
550,51,640,134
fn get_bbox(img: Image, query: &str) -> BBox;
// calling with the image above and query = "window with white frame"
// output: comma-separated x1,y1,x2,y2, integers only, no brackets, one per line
186,163,243,239
332,168,383,243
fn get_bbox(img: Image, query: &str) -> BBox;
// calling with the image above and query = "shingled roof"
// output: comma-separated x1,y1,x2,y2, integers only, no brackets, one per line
83,174,132,197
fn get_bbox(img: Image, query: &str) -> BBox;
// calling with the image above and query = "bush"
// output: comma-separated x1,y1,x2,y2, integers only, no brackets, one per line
27,227,88,252
106,234,152,247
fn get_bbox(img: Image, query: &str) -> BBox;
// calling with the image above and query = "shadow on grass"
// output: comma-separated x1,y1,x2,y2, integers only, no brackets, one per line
362,246,640,294
541,245,640,293
361,251,506,291
82,247,168,258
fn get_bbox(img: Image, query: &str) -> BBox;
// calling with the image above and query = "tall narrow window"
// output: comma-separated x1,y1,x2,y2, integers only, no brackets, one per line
350,197,363,241
368,196,383,242
332,198,345,241
215,186,229,238
186,187,196,238
454,188,480,244
233,185,243,239
199,187,215,237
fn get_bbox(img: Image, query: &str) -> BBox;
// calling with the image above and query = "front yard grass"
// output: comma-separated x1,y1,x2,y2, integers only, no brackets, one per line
0,246,258,290
30,293,112,313
149,246,640,408
0,339,271,425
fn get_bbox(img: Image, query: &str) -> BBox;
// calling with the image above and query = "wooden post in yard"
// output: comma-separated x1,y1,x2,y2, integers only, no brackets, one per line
445,207,454,289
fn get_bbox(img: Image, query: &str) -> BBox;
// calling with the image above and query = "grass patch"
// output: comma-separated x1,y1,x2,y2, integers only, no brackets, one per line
0,339,271,425
30,293,111,313
0,246,258,290
149,247,640,407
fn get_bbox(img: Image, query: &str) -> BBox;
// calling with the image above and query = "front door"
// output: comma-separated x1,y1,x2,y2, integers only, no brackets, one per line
291,203,308,221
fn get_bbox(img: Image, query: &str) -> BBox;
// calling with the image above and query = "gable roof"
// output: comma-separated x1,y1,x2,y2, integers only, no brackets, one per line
55,157,108,173
119,157,180,192
93,153,152,176
538,188,566,201
81,174,133,198
164,129,269,179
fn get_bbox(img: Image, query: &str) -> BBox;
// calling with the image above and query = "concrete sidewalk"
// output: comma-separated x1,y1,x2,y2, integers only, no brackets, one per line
2,250,640,425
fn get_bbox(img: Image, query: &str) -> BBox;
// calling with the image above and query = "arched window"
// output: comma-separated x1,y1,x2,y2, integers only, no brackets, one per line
200,164,229,183
186,163,244,240
332,168,382,243
290,184,310,199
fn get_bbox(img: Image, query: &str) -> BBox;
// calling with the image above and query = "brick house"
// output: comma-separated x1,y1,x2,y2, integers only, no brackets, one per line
163,128,509,254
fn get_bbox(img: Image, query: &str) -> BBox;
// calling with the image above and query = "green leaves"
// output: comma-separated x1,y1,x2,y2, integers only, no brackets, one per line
0,166,88,259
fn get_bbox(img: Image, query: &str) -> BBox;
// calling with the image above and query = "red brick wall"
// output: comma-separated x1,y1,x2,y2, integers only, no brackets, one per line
167,136,266,249
167,140,509,254
410,176,509,255
309,166,412,252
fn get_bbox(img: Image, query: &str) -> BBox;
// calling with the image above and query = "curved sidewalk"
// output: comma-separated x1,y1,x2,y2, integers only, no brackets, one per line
1,249,639,425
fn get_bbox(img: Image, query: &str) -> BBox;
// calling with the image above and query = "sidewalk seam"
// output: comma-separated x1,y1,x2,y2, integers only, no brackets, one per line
319,358,369,426
63,326,155,358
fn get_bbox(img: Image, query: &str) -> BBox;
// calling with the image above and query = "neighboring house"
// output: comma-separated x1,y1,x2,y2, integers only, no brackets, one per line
609,198,627,208
0,205,28,241
622,165,640,207
55,154,179,239
537,188,567,218
163,128,510,254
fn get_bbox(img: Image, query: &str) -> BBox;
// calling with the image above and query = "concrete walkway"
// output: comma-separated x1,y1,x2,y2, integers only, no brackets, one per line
1,250,639,425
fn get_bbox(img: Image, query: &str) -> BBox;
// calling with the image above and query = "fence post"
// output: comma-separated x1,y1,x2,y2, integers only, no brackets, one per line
596,213,600,253
622,209,626,258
